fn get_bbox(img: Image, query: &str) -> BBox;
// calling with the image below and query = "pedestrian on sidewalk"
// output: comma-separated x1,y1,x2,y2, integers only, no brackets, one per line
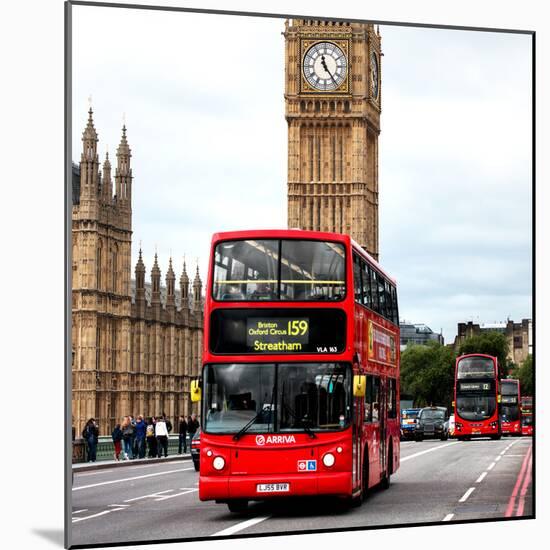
82,418,99,463
188,413,200,440
178,415,188,454
130,415,138,459
111,422,123,460
155,415,169,458
121,416,134,460
135,415,147,459
146,417,157,458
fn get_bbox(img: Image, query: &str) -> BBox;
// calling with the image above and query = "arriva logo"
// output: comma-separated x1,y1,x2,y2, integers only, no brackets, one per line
255,434,296,445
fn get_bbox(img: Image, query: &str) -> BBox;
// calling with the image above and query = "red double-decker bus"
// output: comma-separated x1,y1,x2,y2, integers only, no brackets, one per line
192,229,400,512
521,395,533,436
454,354,500,440
500,379,522,436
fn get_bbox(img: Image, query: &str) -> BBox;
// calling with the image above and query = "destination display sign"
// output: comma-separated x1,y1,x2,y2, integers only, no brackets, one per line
210,308,346,354
458,381,492,392
501,396,518,404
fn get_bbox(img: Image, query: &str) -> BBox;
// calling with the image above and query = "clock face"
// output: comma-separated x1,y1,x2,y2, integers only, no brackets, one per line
370,52,379,99
303,42,348,92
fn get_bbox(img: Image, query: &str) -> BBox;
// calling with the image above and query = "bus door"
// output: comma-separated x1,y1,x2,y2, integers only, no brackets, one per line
352,394,362,490
379,378,387,477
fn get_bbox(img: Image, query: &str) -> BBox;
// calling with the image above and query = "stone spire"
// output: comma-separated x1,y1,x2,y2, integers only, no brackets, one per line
193,263,202,312
102,150,112,201
180,257,190,309
151,252,161,305
80,108,100,197
115,123,132,204
166,257,176,308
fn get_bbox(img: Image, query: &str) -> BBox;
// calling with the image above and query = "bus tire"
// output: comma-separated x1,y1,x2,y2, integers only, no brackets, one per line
380,442,392,490
227,499,248,513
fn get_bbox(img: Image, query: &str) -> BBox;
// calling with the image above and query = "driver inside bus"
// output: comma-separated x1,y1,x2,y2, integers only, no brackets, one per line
250,282,276,300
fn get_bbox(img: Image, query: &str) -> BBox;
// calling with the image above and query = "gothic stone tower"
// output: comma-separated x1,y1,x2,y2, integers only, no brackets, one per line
285,20,381,259
72,109,133,433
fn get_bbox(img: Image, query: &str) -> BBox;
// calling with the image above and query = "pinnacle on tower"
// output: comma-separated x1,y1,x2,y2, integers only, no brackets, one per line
151,252,161,299
102,150,112,200
115,121,132,203
166,256,176,307
135,246,146,288
80,108,100,194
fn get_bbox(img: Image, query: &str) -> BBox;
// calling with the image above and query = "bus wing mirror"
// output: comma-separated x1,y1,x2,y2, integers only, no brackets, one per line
353,375,366,397
452,401,455,408
497,394,501,403
190,379,202,403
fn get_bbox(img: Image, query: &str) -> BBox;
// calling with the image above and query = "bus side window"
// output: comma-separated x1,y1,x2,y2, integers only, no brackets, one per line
362,261,371,309
388,378,397,419
353,254,362,303
372,377,380,422
390,285,399,325
364,376,373,422
370,268,380,313
384,279,393,323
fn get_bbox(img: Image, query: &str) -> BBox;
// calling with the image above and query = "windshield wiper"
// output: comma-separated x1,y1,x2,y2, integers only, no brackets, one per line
281,401,317,439
232,411,263,441
233,383,276,441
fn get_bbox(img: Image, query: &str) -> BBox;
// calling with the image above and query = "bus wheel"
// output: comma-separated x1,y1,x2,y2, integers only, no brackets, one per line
227,500,248,513
380,445,392,490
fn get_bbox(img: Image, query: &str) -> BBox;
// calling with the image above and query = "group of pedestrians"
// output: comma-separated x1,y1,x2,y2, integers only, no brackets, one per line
82,413,200,463
177,414,200,454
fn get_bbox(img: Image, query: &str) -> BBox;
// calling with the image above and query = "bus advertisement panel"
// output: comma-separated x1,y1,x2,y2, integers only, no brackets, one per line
454,354,500,440
500,379,522,436
195,230,400,513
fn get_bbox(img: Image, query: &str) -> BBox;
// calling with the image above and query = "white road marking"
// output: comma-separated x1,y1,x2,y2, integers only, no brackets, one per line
108,504,130,507
503,454,527,458
72,468,194,491
495,456,502,462
459,487,475,503
77,470,114,476
401,441,459,463
155,489,198,501
476,472,488,483
487,462,496,471
500,450,506,455
443,514,454,522
124,489,173,502
211,516,271,537
72,509,88,514
72,510,111,523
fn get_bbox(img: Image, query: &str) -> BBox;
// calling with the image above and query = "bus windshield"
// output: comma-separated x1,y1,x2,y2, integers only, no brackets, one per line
203,363,351,434
501,381,519,395
213,239,346,301
501,404,520,422
456,396,496,420
456,357,494,379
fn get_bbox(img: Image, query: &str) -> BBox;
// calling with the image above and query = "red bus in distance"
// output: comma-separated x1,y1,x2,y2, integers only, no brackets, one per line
193,229,400,512
500,379,522,436
454,354,501,440
521,395,533,436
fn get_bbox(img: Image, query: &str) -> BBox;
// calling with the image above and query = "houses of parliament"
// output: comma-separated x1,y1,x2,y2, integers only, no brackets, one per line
71,19,382,435
72,109,203,435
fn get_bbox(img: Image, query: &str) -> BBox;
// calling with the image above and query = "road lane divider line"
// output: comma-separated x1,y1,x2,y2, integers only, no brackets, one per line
72,510,111,523
108,504,130,507
77,470,114,477
400,441,459,463
505,444,532,517
72,468,193,491
515,452,533,517
155,489,198,501
211,516,271,537
459,487,475,503
124,489,173,502
443,514,454,522
495,456,502,462
72,509,88,514
487,462,496,471
476,472,488,483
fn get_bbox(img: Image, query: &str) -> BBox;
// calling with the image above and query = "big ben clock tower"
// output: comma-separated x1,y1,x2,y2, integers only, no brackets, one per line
285,19,382,260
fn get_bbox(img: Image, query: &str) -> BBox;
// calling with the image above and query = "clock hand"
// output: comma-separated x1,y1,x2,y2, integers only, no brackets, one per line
321,55,339,86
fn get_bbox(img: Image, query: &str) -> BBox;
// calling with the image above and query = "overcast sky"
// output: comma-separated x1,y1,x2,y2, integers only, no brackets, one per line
72,6,532,343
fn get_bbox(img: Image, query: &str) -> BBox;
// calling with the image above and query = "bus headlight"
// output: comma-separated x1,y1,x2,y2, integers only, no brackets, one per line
322,453,336,467
212,456,225,470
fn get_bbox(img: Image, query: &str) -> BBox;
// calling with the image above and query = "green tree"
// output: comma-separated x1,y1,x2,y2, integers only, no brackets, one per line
514,354,533,396
458,332,511,378
400,341,456,410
